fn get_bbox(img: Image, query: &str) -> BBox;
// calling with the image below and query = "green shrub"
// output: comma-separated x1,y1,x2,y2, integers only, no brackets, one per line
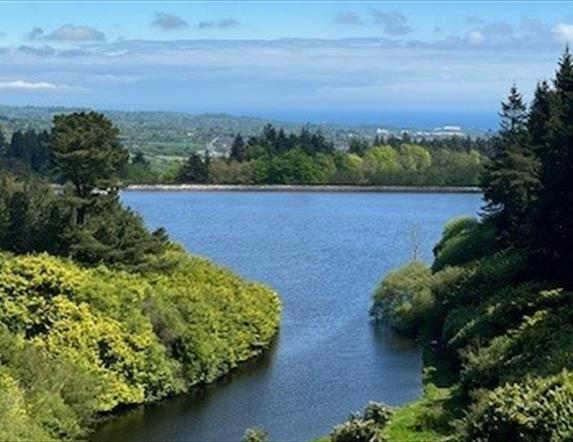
371,262,433,333
432,217,496,272
461,370,573,442
447,284,563,349
460,297,573,392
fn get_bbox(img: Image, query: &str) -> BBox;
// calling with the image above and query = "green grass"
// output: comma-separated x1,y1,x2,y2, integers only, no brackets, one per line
383,346,461,442
383,384,452,442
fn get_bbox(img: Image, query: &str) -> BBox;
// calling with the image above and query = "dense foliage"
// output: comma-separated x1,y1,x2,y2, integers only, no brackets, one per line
0,119,486,187
368,49,573,441
175,125,485,186
0,112,281,441
0,251,280,440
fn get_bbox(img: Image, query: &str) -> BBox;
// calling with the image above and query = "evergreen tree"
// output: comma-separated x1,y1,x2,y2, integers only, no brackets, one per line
51,112,128,225
179,152,209,183
8,131,27,162
5,191,30,254
481,85,539,244
528,81,553,153
276,129,290,154
230,133,247,162
532,48,573,280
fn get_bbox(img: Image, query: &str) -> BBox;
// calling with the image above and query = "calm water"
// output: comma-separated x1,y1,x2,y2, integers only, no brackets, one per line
92,191,482,442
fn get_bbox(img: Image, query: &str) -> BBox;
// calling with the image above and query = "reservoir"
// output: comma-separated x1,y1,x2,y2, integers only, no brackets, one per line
92,191,481,441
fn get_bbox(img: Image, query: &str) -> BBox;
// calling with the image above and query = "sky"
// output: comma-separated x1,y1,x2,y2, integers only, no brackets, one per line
1,1,573,129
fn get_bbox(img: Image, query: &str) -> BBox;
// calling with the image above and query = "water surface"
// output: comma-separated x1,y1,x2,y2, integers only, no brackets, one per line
93,191,481,441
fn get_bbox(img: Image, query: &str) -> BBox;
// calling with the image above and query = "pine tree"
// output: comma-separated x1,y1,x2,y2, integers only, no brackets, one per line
481,85,539,244
531,48,573,280
8,131,27,162
230,133,247,162
528,81,553,153
179,152,208,183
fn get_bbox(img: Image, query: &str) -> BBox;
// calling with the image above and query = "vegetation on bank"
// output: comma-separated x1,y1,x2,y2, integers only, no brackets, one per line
0,112,281,440
348,49,573,442
174,128,486,186
0,119,488,187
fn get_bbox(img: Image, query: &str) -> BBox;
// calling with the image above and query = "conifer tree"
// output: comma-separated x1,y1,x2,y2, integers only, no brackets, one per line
230,133,247,162
532,48,573,279
528,81,553,153
179,152,209,183
481,85,539,243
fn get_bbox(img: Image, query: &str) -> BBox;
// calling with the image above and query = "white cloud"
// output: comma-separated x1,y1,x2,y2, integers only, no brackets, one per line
0,80,82,92
553,23,573,43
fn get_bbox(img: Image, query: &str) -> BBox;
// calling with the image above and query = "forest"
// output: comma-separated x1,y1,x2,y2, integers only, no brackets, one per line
0,112,281,440
0,121,488,187
326,49,573,441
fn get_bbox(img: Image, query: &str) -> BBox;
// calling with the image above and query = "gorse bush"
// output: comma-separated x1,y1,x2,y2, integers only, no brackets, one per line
0,251,281,439
461,370,573,442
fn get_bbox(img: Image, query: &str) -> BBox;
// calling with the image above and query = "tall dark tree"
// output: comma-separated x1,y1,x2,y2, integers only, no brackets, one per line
8,130,27,162
230,133,247,162
528,81,553,153
531,48,573,280
51,112,128,224
481,85,539,243
4,191,30,253
179,152,209,183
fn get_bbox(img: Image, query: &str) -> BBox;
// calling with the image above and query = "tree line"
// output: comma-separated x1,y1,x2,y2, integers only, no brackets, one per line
176,125,487,186
0,116,490,187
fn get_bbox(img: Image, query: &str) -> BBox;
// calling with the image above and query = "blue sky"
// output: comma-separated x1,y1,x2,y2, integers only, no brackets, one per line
1,1,573,128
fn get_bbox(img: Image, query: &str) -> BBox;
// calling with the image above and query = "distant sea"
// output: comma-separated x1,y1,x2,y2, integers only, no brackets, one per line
246,109,497,131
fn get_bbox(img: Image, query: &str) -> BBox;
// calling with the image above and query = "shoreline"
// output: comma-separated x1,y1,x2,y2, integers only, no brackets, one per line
125,184,481,193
